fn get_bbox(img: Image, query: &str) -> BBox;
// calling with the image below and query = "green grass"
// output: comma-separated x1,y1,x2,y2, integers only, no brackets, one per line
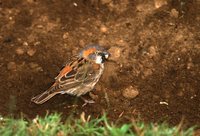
0,113,194,136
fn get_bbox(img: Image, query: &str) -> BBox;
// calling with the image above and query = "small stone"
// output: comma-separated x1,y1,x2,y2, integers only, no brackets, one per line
159,101,168,105
187,62,194,69
170,8,179,18
73,2,78,7
29,62,43,72
108,46,123,61
37,25,43,28
148,46,157,57
29,62,38,69
23,42,28,46
154,0,168,8
27,48,36,56
16,47,24,55
34,41,41,46
7,62,17,71
122,86,139,99
100,25,108,33
143,69,153,77
63,32,69,39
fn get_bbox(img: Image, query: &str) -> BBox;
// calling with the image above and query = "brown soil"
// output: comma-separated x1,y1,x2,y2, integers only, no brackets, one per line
0,0,200,127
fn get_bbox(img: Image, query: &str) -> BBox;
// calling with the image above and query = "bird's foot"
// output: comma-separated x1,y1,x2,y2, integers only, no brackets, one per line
81,97,95,107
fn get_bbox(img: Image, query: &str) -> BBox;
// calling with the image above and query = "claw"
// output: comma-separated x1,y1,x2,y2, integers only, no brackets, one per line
81,97,95,107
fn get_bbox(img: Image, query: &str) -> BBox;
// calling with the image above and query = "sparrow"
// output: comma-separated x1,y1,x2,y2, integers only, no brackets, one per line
31,44,110,104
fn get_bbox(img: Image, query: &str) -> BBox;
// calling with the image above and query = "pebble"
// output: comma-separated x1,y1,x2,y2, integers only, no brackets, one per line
170,8,179,18
154,0,168,8
100,25,108,33
34,41,41,46
159,101,168,105
23,42,28,46
15,47,24,55
7,62,17,71
63,32,69,39
187,62,194,70
108,46,123,61
73,2,78,7
27,48,36,56
148,46,157,57
143,68,153,77
37,25,43,29
122,86,139,99
29,62,43,72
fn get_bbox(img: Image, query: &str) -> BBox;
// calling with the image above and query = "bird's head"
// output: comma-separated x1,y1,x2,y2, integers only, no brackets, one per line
79,44,110,64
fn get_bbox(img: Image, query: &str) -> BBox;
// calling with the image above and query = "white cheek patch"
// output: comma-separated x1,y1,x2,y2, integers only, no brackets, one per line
95,56,102,64
105,54,109,59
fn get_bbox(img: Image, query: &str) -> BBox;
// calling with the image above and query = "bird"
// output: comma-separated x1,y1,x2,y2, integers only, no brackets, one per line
31,44,110,104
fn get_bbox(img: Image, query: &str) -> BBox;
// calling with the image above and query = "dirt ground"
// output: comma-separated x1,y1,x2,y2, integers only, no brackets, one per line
0,0,200,128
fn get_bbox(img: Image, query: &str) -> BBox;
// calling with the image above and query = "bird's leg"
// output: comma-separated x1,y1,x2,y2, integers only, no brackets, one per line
81,96,95,107
81,89,98,107
81,96,95,104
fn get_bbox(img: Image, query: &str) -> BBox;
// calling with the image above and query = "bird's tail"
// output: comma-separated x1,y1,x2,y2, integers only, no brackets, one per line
31,85,59,104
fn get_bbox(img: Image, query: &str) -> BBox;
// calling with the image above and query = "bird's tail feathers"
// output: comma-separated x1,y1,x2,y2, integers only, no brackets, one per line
31,86,59,104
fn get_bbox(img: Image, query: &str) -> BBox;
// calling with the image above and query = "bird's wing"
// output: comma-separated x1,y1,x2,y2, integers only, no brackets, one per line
31,57,103,104
57,62,103,96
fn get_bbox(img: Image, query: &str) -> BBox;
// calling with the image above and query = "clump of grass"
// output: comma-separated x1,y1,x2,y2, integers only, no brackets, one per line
0,113,194,136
